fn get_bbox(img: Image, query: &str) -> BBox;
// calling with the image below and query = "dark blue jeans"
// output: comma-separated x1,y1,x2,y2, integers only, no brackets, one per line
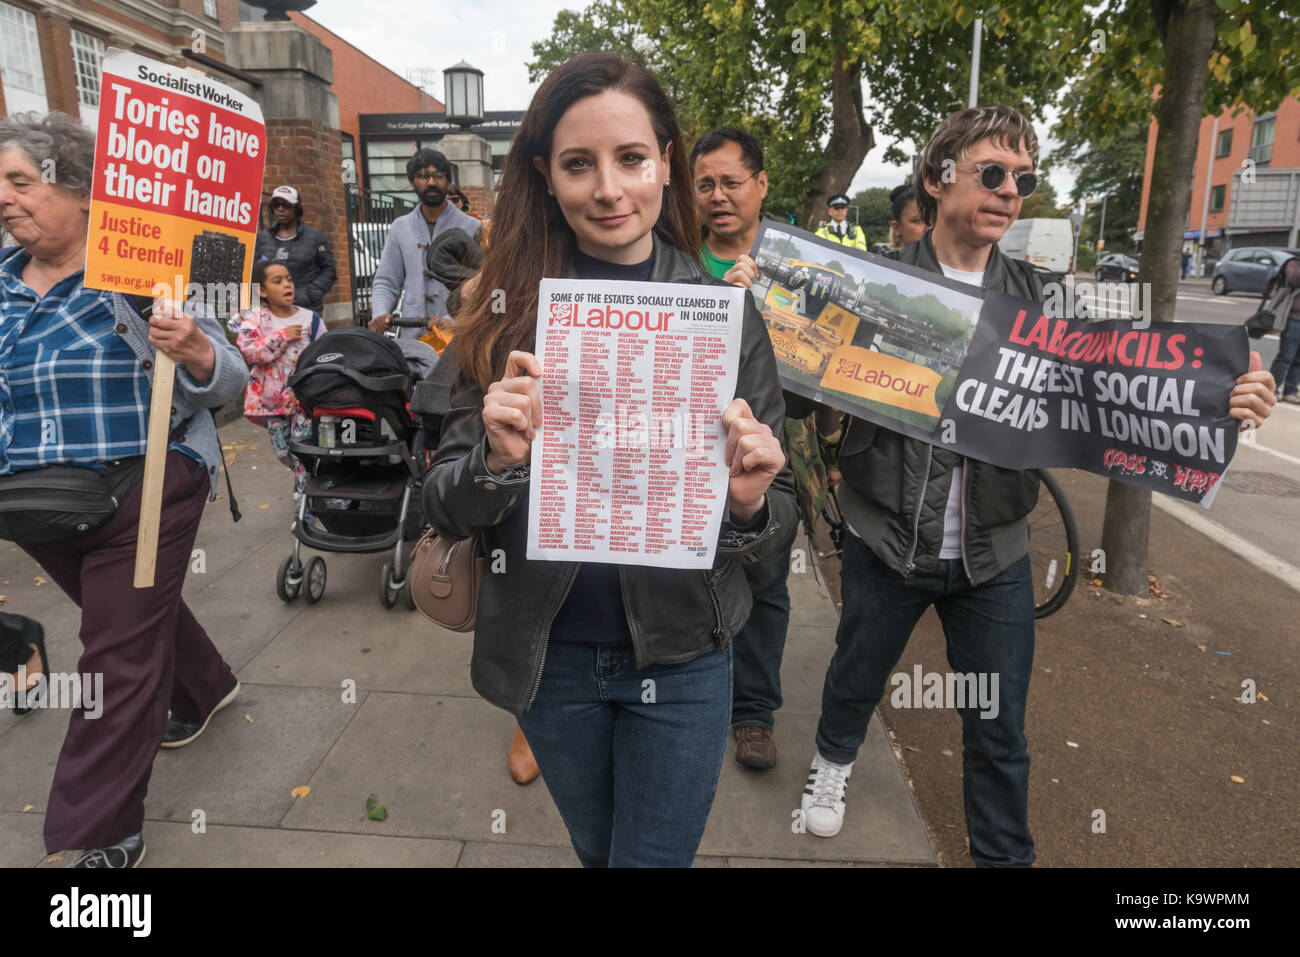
1268,316,1300,396
732,550,792,729
516,641,732,867
816,533,1036,867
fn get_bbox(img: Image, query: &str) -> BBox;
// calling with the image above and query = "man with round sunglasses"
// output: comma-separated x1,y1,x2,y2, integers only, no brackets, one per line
815,194,867,250
254,184,338,317
801,106,1277,865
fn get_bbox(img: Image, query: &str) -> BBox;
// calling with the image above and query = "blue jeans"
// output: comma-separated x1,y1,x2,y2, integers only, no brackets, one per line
732,550,791,729
1268,316,1300,396
516,641,732,867
816,534,1036,867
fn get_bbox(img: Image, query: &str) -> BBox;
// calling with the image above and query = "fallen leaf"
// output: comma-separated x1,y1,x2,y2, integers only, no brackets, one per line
45,855,63,863
1196,644,1207,652
1162,617,1183,627
1229,775,1244,784
1066,741,1079,749
244,713,254,722
33,576,45,585
291,785,310,798
902,745,920,752
1138,614,1147,619
1092,577,1103,586
365,796,388,822
1259,694,1269,702
0,596,6,604
258,504,270,509
941,749,953,757
22,804,34,812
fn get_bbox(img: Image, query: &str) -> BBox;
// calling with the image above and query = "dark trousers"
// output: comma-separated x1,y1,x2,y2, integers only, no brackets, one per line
1268,316,1300,396
23,452,234,852
815,534,1037,867
731,550,791,729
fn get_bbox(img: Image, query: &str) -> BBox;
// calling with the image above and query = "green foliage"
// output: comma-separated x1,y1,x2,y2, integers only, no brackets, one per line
529,1,1089,223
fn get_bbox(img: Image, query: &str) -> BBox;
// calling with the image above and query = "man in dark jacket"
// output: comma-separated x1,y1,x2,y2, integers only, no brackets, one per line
254,185,338,315
801,106,1278,865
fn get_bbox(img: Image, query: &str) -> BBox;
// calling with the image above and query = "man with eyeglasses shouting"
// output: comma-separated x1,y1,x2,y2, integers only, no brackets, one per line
800,106,1277,865
370,148,481,339
814,194,867,251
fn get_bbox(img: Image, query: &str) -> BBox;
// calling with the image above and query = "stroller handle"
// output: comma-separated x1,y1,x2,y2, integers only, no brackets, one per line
388,313,432,329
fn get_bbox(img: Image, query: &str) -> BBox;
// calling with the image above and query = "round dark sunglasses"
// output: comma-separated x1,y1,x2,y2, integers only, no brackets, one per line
955,162,1039,197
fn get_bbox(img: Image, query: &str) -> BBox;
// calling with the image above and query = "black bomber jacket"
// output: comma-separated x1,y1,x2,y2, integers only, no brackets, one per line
422,235,798,715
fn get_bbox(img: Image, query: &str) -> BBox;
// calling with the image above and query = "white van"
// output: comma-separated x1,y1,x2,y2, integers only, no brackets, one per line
998,218,1074,276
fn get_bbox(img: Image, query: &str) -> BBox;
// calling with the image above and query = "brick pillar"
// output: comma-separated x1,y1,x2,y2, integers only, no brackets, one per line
38,10,80,119
225,21,352,324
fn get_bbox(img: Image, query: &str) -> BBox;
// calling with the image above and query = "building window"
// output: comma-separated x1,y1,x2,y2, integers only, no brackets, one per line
205,0,218,18
1216,128,1232,158
0,2,48,115
71,31,105,109
1248,115,1274,165
1209,184,1225,213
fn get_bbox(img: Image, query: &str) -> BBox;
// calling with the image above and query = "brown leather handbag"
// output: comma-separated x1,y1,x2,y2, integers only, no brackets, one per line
408,527,485,632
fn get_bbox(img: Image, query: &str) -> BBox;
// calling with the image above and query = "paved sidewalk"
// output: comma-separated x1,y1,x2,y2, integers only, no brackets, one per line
0,418,935,868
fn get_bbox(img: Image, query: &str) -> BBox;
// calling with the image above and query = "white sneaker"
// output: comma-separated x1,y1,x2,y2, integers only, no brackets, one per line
801,752,853,837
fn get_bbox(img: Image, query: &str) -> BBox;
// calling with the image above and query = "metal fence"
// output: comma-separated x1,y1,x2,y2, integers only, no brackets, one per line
344,187,415,323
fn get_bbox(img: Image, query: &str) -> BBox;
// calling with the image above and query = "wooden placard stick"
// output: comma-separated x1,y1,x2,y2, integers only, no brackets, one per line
133,348,177,589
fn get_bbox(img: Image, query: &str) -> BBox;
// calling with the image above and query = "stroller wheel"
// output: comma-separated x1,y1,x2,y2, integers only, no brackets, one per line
379,562,403,609
276,555,303,603
305,556,327,604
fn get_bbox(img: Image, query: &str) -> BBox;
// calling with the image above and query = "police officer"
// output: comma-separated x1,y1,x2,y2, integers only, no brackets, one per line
814,193,866,250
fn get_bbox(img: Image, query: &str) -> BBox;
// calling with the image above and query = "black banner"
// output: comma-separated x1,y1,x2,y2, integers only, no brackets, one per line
750,223,1246,506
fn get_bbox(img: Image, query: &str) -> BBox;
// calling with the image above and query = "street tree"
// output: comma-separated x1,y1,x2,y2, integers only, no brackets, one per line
1056,0,1300,595
530,1,1088,224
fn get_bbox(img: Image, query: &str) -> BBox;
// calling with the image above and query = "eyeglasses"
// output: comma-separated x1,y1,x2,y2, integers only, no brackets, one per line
270,201,291,209
694,170,760,197
413,170,450,184
954,163,1039,197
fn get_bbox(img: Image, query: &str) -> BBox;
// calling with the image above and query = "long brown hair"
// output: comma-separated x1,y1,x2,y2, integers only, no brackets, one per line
455,53,697,391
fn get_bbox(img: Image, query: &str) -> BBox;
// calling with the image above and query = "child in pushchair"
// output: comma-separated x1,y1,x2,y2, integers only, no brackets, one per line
274,326,438,608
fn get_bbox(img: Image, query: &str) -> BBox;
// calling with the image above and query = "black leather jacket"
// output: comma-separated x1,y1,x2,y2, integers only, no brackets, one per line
422,235,798,715
836,231,1046,586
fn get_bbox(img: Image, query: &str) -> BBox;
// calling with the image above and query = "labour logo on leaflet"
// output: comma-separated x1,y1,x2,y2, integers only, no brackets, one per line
549,303,577,326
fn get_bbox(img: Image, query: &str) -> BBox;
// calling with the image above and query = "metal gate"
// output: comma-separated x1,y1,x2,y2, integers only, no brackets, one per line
344,187,414,324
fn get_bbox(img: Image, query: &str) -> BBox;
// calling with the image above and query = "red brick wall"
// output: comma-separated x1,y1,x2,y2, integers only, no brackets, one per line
459,185,495,219
37,12,80,117
261,119,353,309
287,12,438,185
1138,95,1300,233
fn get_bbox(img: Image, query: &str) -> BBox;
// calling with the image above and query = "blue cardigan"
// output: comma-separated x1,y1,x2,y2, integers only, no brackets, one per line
370,203,480,338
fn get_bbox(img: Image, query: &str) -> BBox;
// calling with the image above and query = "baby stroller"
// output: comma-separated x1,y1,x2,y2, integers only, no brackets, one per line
276,325,436,608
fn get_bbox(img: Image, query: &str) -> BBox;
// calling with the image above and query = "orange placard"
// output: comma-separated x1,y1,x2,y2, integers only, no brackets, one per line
84,48,265,300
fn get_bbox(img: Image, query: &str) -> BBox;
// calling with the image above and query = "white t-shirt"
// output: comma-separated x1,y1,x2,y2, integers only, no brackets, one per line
935,263,984,559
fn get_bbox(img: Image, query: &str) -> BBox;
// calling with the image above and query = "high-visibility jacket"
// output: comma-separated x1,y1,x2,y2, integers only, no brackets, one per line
814,222,867,251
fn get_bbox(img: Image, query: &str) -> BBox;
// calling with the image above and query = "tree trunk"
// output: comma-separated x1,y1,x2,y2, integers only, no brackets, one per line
800,53,874,228
1100,0,1220,595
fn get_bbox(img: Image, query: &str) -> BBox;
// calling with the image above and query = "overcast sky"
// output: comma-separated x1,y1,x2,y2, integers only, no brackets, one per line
305,0,1078,205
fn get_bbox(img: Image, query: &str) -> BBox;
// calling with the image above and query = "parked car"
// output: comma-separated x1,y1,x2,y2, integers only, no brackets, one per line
1095,253,1140,283
1211,246,1300,295
348,221,390,322
997,218,1074,277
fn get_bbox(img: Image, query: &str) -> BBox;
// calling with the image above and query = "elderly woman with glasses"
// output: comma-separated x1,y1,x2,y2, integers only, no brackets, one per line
0,111,247,867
